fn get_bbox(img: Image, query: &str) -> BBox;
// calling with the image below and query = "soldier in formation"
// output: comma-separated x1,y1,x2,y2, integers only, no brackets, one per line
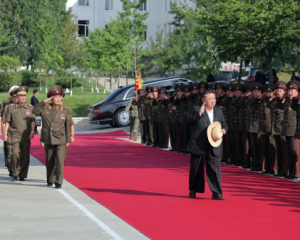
137,79,300,182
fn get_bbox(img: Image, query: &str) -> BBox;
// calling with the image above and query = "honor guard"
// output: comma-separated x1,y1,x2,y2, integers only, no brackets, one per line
137,89,147,144
157,87,169,148
125,91,140,141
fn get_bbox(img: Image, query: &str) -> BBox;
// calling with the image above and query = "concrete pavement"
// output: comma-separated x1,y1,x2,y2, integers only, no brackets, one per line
0,138,149,240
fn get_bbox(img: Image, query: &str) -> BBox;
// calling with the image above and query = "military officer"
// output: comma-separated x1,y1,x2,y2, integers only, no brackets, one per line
150,86,159,147
269,81,287,176
259,84,275,174
32,85,72,188
229,83,245,166
125,91,139,141
157,87,169,148
3,86,35,181
198,81,209,95
276,81,300,179
168,90,177,151
1,85,19,169
145,86,153,145
174,86,184,152
2,87,19,176
137,89,147,144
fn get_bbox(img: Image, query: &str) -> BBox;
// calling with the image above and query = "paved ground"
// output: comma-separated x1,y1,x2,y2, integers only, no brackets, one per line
0,125,149,240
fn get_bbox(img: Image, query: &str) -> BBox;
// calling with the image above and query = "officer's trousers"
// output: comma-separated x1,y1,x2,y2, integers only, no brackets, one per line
262,134,275,172
8,138,31,178
157,121,168,148
146,119,154,145
285,137,300,177
242,131,252,168
234,130,244,165
153,121,159,146
177,123,184,151
45,144,66,185
250,132,264,170
169,123,177,150
227,130,236,163
3,141,8,168
140,120,147,144
274,135,287,175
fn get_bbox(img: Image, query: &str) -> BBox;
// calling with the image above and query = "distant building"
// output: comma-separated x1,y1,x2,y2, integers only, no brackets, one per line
66,0,195,48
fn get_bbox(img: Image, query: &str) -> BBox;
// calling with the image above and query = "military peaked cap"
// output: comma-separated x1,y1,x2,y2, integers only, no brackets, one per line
251,82,263,92
16,86,29,95
198,81,208,89
159,87,167,94
275,81,287,91
234,83,245,92
287,80,300,91
225,84,234,91
47,85,64,98
264,84,274,92
214,82,225,91
137,89,146,95
151,86,159,92
145,85,152,93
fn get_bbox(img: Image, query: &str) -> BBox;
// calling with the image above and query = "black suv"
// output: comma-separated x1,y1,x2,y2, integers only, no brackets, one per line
87,77,196,127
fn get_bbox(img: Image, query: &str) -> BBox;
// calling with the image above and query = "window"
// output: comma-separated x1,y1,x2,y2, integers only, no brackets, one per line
78,20,89,37
78,0,89,6
139,0,147,11
165,0,168,11
105,0,113,10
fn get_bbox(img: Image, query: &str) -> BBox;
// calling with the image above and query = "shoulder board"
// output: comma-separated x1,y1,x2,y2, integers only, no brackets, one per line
45,104,50,107
26,104,33,107
3,98,10,102
63,106,69,110
9,104,15,107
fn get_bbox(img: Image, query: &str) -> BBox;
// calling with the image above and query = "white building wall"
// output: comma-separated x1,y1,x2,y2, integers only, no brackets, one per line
67,0,195,48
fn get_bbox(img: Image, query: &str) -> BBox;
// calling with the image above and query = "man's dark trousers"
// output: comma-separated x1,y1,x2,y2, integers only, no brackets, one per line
189,149,222,195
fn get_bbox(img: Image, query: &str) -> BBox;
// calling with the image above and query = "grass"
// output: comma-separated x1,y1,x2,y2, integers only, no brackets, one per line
0,79,109,117
277,73,291,83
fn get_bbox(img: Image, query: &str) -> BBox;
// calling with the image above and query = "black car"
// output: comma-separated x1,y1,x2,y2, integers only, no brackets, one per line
214,70,236,82
87,77,196,127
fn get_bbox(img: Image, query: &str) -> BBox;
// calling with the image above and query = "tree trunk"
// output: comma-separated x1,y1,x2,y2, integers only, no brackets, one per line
110,72,112,93
238,59,243,83
118,69,120,88
266,55,274,84
126,65,128,86
70,58,73,96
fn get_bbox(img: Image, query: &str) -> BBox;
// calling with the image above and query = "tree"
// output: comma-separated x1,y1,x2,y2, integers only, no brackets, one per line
0,55,21,92
57,14,85,96
197,0,300,83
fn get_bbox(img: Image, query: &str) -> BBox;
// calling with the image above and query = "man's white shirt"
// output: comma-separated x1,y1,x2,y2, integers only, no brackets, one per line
205,108,214,124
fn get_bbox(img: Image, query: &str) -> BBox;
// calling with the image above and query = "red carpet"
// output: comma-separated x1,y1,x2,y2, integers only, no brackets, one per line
30,131,300,240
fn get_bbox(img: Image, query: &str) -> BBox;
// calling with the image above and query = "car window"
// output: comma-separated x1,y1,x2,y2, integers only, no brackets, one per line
250,69,259,77
124,87,135,99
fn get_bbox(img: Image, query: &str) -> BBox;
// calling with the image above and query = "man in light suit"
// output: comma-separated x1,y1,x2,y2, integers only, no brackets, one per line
187,89,228,200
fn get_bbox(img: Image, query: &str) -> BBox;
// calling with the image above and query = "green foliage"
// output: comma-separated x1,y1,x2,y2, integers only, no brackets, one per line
20,70,39,87
55,75,82,89
0,55,21,91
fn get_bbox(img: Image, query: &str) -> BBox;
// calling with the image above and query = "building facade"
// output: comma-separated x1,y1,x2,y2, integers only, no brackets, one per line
66,0,195,48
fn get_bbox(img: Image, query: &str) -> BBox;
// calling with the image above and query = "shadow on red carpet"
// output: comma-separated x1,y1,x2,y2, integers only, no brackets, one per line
30,130,300,240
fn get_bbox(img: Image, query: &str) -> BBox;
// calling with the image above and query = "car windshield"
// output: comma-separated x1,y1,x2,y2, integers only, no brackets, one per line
215,73,232,81
250,69,259,77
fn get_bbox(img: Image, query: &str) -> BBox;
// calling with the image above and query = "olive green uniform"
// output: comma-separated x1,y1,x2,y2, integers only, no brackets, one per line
125,98,140,137
146,97,154,145
6,103,35,178
270,98,286,175
1,98,13,169
168,96,177,151
137,95,147,144
157,97,169,148
33,102,71,185
259,97,275,173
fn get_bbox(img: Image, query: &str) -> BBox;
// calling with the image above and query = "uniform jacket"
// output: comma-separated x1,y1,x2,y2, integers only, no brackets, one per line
275,98,297,137
269,98,284,136
137,96,147,121
125,98,139,118
187,105,228,157
6,103,35,141
258,96,272,135
157,98,168,123
33,102,71,145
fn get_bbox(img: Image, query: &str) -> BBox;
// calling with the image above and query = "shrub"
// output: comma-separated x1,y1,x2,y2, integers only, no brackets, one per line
20,70,39,87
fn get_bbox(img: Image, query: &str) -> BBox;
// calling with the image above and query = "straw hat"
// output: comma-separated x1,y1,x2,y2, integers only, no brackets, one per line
207,121,223,147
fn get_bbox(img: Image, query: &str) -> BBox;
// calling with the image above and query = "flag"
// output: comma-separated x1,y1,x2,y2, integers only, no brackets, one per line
135,67,143,91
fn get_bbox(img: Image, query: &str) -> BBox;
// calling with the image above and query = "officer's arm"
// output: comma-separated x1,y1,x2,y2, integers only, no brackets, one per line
291,98,300,111
2,107,11,141
125,99,132,112
236,96,247,107
32,101,46,115
65,109,72,144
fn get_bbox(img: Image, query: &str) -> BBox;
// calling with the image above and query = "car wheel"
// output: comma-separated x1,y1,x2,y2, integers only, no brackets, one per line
115,108,130,127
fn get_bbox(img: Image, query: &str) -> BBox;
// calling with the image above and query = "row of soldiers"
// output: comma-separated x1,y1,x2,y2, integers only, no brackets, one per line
0,84,74,188
126,80,300,180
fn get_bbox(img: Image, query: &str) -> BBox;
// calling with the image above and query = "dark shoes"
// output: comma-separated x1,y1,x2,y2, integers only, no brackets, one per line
19,178,25,181
285,175,295,179
47,182,53,187
12,176,18,181
274,173,286,177
212,193,225,200
54,183,62,189
262,170,270,174
189,191,196,198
